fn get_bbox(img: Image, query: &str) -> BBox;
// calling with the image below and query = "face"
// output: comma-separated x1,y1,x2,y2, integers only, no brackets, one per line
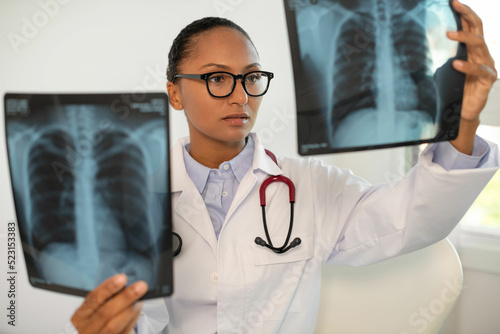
167,27,263,148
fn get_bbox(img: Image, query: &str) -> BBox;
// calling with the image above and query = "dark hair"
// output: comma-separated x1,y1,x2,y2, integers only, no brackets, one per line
166,17,256,82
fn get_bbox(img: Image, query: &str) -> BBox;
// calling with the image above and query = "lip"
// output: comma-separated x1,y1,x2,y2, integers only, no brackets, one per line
222,113,249,120
222,113,250,126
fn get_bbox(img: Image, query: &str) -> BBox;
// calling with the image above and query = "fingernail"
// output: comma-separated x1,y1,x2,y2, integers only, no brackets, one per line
113,274,127,288
454,60,464,68
134,281,148,295
448,31,458,37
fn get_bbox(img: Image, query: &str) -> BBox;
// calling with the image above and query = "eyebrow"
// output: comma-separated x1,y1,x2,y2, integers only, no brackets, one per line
199,62,262,72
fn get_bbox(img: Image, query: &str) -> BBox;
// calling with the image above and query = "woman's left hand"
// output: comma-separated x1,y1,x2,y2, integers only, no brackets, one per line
446,0,497,154
448,0,497,120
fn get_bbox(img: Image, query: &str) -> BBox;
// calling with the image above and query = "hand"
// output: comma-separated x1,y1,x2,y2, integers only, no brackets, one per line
446,0,497,154
71,274,148,334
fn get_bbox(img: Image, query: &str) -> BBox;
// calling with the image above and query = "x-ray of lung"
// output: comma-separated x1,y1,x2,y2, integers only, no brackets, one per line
4,93,173,298
285,0,467,154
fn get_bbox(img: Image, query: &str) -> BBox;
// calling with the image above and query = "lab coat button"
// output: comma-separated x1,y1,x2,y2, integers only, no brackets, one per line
223,164,229,170
211,272,218,284
222,191,228,197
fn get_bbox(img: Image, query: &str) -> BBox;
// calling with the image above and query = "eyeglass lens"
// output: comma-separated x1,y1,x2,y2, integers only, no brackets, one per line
207,72,270,97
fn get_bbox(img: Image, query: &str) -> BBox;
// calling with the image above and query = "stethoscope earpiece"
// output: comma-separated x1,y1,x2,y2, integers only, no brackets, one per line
254,237,267,246
254,236,302,254
290,237,301,247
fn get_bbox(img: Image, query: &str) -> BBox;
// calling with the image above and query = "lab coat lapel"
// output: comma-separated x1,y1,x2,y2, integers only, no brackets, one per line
171,138,218,255
224,134,283,225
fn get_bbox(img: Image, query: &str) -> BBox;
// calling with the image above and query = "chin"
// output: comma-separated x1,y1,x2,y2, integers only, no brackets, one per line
218,129,251,144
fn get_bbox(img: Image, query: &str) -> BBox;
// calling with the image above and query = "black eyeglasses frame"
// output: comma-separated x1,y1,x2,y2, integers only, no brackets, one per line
173,71,274,98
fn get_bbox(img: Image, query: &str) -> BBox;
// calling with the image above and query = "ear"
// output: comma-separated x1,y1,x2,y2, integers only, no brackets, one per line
167,81,183,110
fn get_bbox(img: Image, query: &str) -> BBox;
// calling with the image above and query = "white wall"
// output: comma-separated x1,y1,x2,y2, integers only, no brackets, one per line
0,1,497,333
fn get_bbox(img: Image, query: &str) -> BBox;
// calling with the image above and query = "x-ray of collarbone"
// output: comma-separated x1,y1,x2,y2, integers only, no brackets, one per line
295,0,459,149
8,104,166,290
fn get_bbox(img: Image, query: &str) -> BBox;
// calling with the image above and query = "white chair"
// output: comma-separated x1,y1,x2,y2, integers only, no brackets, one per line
314,238,463,334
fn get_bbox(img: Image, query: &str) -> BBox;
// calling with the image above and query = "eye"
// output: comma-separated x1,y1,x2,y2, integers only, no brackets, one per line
245,72,262,84
208,73,230,84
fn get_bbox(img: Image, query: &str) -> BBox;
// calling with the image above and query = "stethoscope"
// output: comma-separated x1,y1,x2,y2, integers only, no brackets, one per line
254,150,301,253
172,150,301,256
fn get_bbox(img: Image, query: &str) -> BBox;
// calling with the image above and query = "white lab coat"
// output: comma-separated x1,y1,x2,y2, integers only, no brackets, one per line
137,133,499,334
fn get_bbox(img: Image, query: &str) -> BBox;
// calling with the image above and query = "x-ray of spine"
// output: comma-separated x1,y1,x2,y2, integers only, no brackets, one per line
6,101,167,291
291,0,462,153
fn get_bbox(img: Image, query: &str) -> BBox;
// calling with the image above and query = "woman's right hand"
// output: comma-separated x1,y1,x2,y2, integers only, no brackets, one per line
71,274,148,334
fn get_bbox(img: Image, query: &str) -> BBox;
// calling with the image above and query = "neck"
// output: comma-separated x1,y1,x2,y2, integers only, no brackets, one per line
188,135,247,169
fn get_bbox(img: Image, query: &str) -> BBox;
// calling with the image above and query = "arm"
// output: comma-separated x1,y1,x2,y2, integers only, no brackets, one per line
447,0,497,155
317,140,498,267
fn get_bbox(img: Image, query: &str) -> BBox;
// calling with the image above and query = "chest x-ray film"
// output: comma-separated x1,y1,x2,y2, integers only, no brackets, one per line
285,0,467,155
4,93,173,298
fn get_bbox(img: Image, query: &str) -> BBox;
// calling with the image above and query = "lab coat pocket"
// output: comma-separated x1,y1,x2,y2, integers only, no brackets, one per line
242,234,313,323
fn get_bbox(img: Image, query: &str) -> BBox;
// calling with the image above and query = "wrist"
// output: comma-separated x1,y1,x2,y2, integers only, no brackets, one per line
449,117,480,155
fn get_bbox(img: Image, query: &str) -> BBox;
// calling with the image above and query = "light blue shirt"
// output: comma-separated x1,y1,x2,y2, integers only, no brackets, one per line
182,136,255,239
432,137,491,171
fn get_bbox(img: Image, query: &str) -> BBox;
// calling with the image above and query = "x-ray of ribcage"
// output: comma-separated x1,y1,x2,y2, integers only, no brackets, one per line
5,93,172,297
286,0,466,154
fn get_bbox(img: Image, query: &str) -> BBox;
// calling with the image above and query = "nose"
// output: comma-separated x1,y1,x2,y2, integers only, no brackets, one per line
228,79,248,105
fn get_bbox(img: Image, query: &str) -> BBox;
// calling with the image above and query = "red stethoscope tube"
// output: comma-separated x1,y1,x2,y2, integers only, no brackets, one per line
254,152,301,253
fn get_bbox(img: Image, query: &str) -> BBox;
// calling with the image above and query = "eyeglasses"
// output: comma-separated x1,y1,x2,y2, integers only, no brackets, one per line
173,71,274,98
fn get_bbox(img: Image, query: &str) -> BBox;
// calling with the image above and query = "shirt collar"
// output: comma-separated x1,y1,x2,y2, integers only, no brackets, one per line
170,133,282,193
182,136,255,194
182,146,211,194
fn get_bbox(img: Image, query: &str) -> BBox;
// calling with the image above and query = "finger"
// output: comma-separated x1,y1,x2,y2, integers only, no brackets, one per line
446,30,486,48
72,274,128,330
452,60,497,80
120,302,143,334
452,0,483,34
100,301,143,334
82,281,148,334
446,31,494,66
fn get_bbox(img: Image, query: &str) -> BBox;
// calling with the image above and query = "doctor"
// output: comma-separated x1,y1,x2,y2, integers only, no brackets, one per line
71,1,498,333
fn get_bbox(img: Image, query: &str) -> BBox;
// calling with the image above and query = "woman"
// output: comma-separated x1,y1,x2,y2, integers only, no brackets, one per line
71,1,498,333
